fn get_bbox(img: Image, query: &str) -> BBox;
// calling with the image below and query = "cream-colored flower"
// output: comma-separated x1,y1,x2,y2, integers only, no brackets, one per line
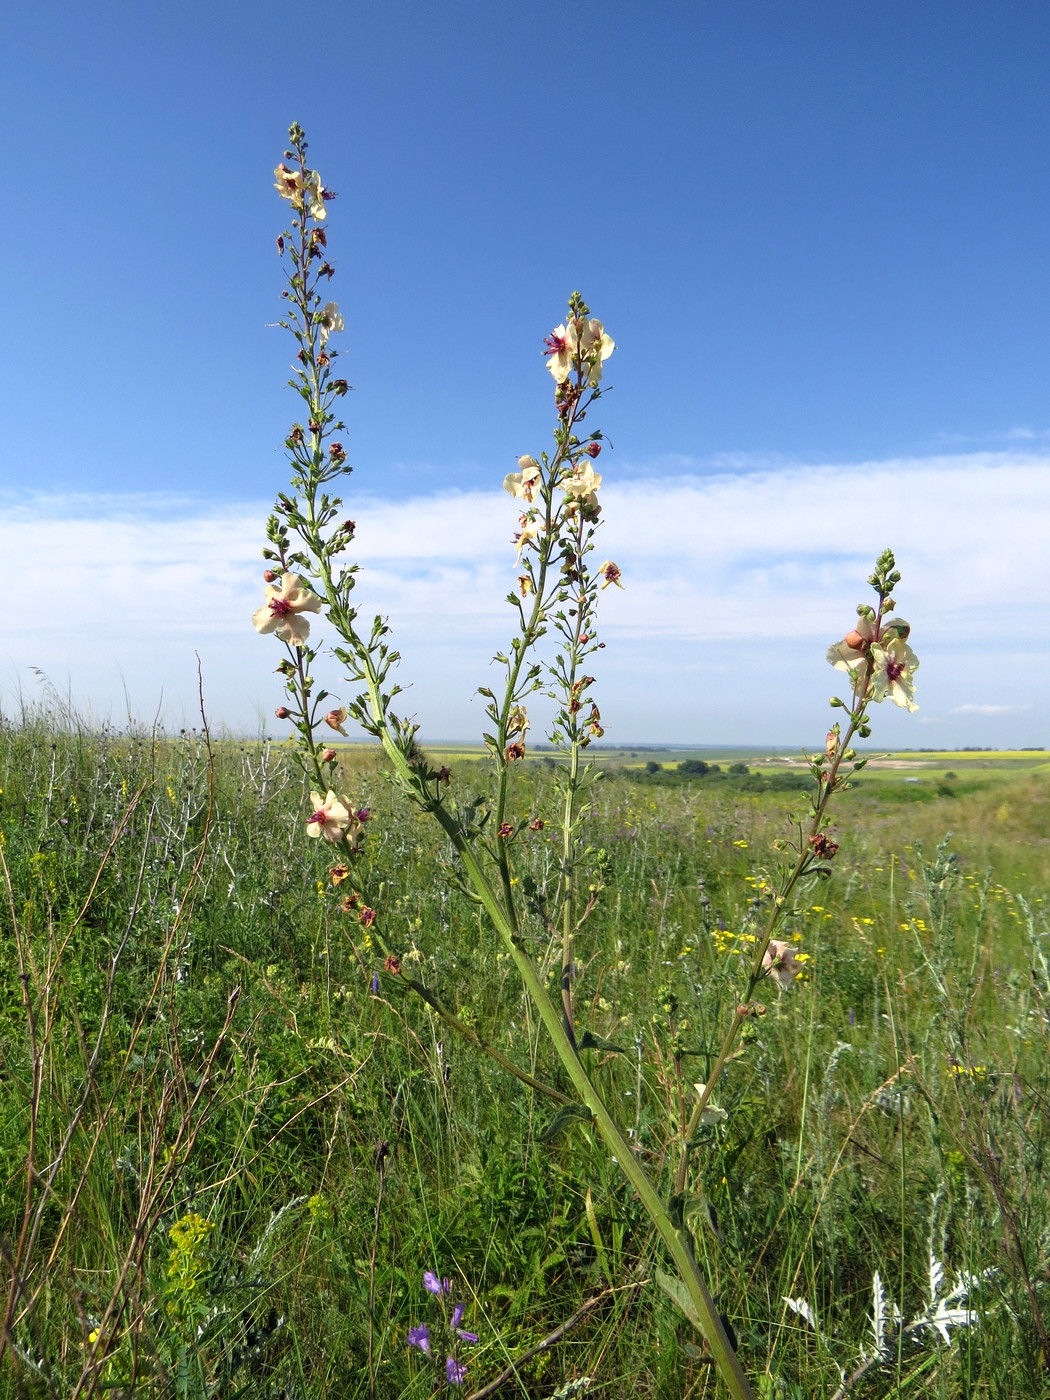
274,163,306,204
503,455,542,502
306,790,351,843
869,635,920,711
562,462,602,501
597,560,623,589
252,573,323,646
826,613,874,674
579,318,615,386
513,517,542,562
274,164,326,220
506,705,529,737
318,302,343,341
691,1083,729,1126
544,322,577,382
762,939,803,991
304,170,326,221
544,318,615,384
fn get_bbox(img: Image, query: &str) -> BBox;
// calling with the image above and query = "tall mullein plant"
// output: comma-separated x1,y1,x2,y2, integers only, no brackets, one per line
675,552,920,1187
256,125,757,1399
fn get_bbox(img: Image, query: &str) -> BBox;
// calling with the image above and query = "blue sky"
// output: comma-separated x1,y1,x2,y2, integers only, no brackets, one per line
2,1,1048,743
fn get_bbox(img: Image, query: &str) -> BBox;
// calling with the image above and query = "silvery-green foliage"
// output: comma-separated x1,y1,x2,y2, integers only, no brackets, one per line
786,1252,993,1396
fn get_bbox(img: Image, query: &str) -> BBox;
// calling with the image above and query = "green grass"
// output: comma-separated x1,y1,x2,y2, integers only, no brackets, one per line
2,718,1049,1398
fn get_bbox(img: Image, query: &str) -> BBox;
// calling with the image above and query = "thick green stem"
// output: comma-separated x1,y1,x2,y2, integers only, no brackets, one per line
359,672,755,1400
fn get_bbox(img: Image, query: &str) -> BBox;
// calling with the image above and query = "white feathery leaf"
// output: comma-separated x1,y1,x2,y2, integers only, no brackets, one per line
869,1271,892,1360
928,1251,945,1305
783,1296,819,1331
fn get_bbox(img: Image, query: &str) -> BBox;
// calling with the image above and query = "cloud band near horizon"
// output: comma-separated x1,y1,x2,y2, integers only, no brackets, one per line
3,451,1046,744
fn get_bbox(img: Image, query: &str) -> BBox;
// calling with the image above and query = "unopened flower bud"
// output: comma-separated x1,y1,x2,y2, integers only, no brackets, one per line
586,442,602,457
844,629,867,651
275,706,290,720
321,747,337,763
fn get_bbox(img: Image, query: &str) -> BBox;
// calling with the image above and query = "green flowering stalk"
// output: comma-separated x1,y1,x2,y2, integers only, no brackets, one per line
257,125,755,1399
163,1212,215,1331
676,550,919,1194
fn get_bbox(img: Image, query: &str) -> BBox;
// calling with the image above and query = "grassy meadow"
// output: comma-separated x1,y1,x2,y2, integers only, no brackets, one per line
2,716,1050,1398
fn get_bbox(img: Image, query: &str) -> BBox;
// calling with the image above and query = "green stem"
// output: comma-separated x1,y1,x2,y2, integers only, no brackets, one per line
359,671,754,1399
676,601,888,1194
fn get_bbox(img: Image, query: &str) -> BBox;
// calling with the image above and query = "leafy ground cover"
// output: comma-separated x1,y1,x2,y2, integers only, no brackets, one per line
2,717,1049,1398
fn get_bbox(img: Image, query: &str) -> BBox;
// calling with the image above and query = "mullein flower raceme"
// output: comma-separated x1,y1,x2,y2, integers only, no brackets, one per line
252,573,323,645
503,455,542,502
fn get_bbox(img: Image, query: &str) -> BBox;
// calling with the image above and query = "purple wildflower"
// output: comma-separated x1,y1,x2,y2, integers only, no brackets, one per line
407,1324,430,1353
370,971,380,994
446,1356,467,1385
423,1270,451,1295
451,1302,478,1342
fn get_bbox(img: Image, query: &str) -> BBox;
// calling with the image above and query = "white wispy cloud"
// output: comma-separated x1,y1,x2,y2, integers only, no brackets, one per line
952,703,1029,716
2,452,1046,741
